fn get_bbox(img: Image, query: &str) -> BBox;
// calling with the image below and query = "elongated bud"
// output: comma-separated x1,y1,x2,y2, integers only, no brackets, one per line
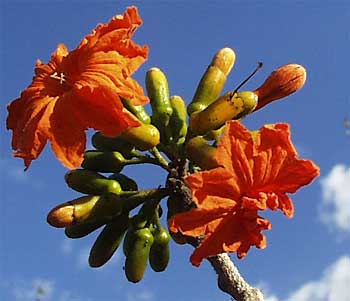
92,132,135,158
146,67,173,128
149,227,171,272
65,169,122,195
189,91,257,135
169,95,188,143
47,195,123,228
109,173,138,191
186,136,218,170
124,228,154,283
253,64,306,111
65,218,107,239
47,195,100,227
121,98,151,124
89,213,129,268
211,47,236,76
188,48,236,115
82,150,126,173
121,123,160,150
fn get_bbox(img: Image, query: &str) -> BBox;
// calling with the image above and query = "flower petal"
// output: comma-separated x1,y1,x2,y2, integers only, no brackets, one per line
258,123,297,156
77,50,149,106
49,94,86,169
274,193,294,217
7,95,55,170
78,6,144,52
169,207,228,238
216,121,255,189
271,157,320,194
73,84,140,137
185,167,240,209
69,6,149,106
189,208,271,266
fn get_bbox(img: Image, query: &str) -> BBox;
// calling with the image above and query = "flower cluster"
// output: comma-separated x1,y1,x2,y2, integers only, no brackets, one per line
6,6,320,272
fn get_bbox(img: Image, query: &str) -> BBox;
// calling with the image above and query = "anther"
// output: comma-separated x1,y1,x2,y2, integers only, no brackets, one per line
50,72,66,84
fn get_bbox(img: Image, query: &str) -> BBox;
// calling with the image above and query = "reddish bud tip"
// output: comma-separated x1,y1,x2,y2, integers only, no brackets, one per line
254,64,306,111
47,204,74,228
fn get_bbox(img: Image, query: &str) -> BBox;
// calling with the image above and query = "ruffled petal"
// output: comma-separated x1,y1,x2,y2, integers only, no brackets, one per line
69,6,149,106
77,50,148,105
7,95,55,170
216,121,254,190
77,6,144,52
272,157,320,193
222,209,271,258
73,85,140,137
49,94,86,169
189,209,271,266
185,167,241,209
190,217,233,266
169,207,228,238
258,123,297,156
7,98,25,149
272,193,294,217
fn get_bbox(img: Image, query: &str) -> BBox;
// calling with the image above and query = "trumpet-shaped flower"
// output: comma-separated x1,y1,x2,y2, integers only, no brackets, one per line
7,6,149,169
169,121,320,266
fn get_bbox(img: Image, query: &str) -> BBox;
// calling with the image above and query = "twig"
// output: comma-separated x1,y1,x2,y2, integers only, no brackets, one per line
149,147,171,170
207,254,264,301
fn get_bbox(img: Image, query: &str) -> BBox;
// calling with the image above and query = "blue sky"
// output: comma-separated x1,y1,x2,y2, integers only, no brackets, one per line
1,1,349,301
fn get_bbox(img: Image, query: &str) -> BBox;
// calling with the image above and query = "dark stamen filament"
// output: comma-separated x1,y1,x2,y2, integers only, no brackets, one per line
232,62,263,94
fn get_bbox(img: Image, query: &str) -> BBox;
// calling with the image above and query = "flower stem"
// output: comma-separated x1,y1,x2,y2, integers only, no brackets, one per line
149,147,170,170
123,153,170,171
120,188,169,212
130,149,146,159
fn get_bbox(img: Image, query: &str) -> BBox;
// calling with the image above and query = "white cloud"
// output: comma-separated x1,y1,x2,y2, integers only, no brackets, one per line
256,282,279,301
9,276,90,301
126,288,154,301
58,290,92,301
287,256,350,301
13,278,54,301
77,246,90,269
320,164,350,232
61,238,73,255
0,158,43,190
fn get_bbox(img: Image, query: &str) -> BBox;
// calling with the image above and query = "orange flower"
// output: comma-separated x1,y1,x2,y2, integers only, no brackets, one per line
169,121,319,266
6,6,149,170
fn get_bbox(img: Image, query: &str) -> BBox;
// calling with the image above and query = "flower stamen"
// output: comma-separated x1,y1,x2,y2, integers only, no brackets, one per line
50,72,66,84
